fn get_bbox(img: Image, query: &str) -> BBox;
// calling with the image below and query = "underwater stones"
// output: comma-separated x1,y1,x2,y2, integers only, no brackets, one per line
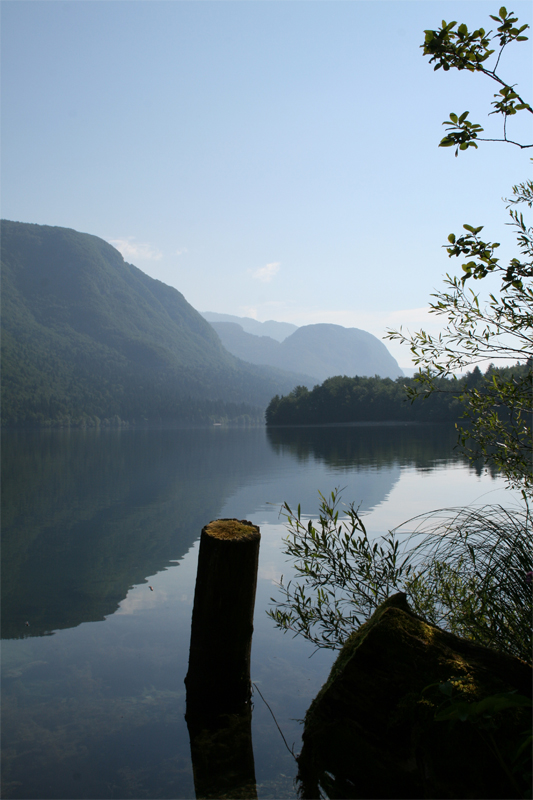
297,593,532,799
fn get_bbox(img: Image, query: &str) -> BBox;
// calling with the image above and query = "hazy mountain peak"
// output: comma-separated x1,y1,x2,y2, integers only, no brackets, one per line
1,221,316,424
208,318,403,382
201,312,298,342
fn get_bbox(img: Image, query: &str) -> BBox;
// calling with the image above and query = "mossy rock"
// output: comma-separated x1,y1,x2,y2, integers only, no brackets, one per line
298,594,532,799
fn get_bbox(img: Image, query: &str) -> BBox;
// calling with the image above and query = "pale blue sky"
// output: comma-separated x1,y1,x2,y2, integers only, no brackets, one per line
2,1,531,367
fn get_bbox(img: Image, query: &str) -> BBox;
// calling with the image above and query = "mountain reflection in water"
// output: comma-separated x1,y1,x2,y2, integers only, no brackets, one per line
2,424,464,640
1,423,498,800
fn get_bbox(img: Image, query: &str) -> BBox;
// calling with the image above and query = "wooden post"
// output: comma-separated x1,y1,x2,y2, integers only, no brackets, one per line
185,518,261,718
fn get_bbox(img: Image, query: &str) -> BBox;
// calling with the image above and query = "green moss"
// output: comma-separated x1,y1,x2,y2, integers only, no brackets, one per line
298,593,532,799
204,519,260,542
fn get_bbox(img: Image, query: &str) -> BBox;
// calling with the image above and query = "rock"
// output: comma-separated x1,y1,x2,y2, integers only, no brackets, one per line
297,593,532,799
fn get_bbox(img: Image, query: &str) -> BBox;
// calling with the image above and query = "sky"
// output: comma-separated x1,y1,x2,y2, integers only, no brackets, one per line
1,0,531,368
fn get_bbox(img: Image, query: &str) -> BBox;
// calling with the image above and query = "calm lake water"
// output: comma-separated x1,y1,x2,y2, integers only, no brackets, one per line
1,424,516,799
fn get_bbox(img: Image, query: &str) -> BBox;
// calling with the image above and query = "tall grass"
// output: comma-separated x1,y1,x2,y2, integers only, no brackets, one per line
400,502,532,664
269,491,532,664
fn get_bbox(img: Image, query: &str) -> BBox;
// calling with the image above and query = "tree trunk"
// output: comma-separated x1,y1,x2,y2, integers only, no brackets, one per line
185,518,261,717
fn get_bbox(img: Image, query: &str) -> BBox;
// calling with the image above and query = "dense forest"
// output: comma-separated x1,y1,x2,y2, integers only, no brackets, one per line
265,364,531,426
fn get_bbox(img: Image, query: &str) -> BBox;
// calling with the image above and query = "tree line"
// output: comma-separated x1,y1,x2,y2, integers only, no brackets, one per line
1,355,264,429
265,363,530,427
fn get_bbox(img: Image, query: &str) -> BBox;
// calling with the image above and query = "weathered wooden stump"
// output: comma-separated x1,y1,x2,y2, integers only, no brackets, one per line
185,518,261,718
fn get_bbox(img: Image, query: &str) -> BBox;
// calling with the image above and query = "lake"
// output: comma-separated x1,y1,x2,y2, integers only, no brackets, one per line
1,424,516,799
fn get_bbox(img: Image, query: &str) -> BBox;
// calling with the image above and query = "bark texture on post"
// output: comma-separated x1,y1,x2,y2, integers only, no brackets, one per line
185,518,261,718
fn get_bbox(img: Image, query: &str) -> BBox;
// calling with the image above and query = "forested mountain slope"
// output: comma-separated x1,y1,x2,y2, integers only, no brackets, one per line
212,321,404,381
1,221,311,425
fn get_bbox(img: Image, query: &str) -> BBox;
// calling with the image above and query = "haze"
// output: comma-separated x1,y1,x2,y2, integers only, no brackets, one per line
2,0,531,368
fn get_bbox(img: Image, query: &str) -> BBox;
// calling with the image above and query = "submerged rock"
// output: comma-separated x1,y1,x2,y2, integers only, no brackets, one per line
297,593,532,799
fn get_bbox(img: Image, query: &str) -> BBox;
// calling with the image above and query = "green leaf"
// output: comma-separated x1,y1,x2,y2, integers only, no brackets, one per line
474,693,532,716
435,701,471,721
514,734,533,760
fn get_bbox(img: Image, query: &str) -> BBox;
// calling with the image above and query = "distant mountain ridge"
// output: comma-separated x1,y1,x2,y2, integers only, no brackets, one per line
210,320,403,382
211,322,281,365
1,221,314,425
201,311,297,342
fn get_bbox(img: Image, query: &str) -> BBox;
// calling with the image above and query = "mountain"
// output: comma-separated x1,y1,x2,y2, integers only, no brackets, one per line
201,311,297,342
211,321,403,382
210,322,282,365
0,221,314,426
280,324,403,380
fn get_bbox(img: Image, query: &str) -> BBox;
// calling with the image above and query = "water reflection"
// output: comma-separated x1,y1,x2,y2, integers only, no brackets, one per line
1,423,491,800
2,428,269,638
2,424,465,640
187,705,257,800
266,422,465,469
